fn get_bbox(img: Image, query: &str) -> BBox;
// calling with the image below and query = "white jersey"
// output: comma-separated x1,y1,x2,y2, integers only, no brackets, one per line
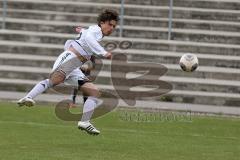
64,25,107,60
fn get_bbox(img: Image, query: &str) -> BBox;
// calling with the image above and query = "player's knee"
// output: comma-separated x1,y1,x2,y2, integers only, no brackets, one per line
49,72,65,86
87,89,100,98
53,79,63,86
92,88,100,98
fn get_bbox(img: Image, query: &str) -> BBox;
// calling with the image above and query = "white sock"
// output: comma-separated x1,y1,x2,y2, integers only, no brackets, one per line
26,79,52,99
81,96,98,122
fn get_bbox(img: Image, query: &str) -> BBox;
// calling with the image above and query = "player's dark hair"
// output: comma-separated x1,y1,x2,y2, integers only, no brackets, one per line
97,9,119,25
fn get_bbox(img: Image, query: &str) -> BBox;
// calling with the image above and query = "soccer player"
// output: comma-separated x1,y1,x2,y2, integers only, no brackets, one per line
68,26,96,108
17,9,119,135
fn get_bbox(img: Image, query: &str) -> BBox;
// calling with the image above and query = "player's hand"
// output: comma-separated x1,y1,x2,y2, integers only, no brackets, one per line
104,52,112,59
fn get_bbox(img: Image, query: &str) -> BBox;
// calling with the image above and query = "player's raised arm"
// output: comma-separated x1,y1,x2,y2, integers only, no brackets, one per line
84,30,110,58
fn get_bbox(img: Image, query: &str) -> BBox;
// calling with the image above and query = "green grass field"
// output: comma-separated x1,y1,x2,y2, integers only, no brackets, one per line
0,101,239,160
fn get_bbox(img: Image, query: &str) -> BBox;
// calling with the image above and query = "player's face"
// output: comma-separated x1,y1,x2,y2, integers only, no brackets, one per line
100,20,117,36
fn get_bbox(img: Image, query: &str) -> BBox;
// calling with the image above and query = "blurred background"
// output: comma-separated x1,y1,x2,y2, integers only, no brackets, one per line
0,0,240,115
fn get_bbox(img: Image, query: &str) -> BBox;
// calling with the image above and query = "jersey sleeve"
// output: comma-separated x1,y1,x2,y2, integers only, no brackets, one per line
85,30,108,57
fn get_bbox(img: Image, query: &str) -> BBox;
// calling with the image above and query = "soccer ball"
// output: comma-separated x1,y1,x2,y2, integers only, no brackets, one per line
179,53,198,72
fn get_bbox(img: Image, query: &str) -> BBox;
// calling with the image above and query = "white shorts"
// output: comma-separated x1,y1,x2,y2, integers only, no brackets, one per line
51,50,88,87
51,50,83,77
64,68,88,87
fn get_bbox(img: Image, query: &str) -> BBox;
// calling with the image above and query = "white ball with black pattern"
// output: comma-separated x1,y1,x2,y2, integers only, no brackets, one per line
179,53,198,72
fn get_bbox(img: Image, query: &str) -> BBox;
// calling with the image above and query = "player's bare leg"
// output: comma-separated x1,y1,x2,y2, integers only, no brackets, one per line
49,71,66,85
80,82,100,98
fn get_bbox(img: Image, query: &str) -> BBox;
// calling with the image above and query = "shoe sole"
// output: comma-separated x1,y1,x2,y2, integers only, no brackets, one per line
78,126,100,135
17,101,35,107
24,101,35,107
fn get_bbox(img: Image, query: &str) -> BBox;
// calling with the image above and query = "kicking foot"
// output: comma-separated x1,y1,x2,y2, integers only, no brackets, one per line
17,97,35,107
77,121,100,135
